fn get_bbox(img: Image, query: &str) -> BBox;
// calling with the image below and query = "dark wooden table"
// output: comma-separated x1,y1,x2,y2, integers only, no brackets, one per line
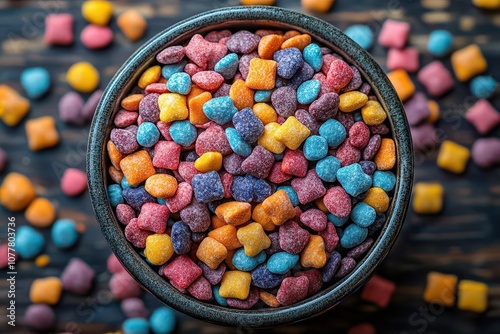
1,1,499,333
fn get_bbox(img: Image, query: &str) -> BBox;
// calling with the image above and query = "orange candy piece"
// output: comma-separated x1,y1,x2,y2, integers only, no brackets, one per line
423,272,457,307
196,236,228,270
208,224,243,250
252,203,276,232
451,44,487,82
25,116,60,151
302,0,335,12
300,235,327,268
229,79,255,110
215,201,252,226
108,165,124,184
241,0,276,4
0,84,30,127
0,172,36,211
189,91,212,125
119,150,156,186
25,198,56,227
374,138,396,171
117,9,147,41
107,140,126,170
246,58,277,90
260,290,280,307
261,190,296,226
387,69,415,102
283,30,301,40
363,187,390,213
144,174,178,198
258,34,285,60
30,277,63,305
281,34,312,51
121,94,144,111
211,215,227,229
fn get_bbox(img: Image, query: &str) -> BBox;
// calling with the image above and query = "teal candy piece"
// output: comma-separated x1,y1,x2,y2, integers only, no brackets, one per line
225,127,252,157
232,248,267,271
427,30,453,57
351,202,376,227
51,218,79,249
254,90,272,103
373,170,396,192
122,318,150,334
161,59,188,79
319,119,347,147
167,72,192,95
107,184,124,207
169,120,197,146
277,185,299,207
316,156,341,182
136,122,160,147
214,53,239,80
15,226,45,259
340,223,368,248
327,213,349,227
203,96,238,125
150,307,176,334
470,76,497,99
297,79,321,104
344,25,374,50
337,163,372,197
267,252,299,274
303,135,328,161
213,285,228,306
21,67,51,99
303,43,323,72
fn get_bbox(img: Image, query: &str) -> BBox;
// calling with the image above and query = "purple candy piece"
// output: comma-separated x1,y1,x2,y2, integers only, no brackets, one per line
290,62,315,89
346,238,374,259
59,91,85,125
226,31,260,54
121,298,149,318
122,186,156,211
336,111,355,131
25,304,55,331
271,86,297,117
238,52,259,80
241,146,275,179
334,257,357,278
274,47,304,79
251,264,287,289
61,258,95,295
368,213,386,237
341,66,363,93
362,134,382,160
199,261,226,285
309,92,340,121
359,82,371,95
213,83,231,98
279,220,310,254
156,45,186,64
226,288,259,309
472,138,500,168
139,93,160,123
359,160,377,176
404,92,430,126
321,251,341,283
82,90,103,121
370,123,390,135
295,109,320,135
116,203,136,225
265,232,282,256
300,208,327,232
291,170,326,204
171,221,192,254
410,123,439,151
179,201,211,233
223,153,245,175
110,128,139,154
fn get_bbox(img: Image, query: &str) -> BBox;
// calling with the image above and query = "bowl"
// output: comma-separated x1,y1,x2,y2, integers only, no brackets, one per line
87,6,413,327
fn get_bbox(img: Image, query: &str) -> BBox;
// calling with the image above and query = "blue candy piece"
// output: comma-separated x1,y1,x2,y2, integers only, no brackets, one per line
340,223,368,248
274,152,284,161
232,108,265,143
251,263,286,289
232,248,267,271
327,213,349,227
122,318,150,334
319,119,347,147
297,79,321,104
321,251,342,283
169,120,197,146
192,171,225,203
470,76,497,99
213,285,228,306
277,186,299,207
353,110,363,122
231,175,254,202
122,186,156,210
337,163,372,197
290,62,315,89
427,30,453,57
15,226,45,259
303,43,323,72
51,218,79,249
359,160,377,176
185,151,200,162
225,127,252,157
161,59,188,79
351,202,376,227
108,184,124,207
214,53,239,80
203,96,238,125
120,177,133,189
303,135,328,161
252,177,273,203
344,25,374,50
150,307,176,334
167,72,192,95
157,198,166,205
171,221,192,254
273,47,304,79
136,122,160,147
316,156,341,182
267,252,299,274
20,67,51,98
254,90,273,103
373,170,396,192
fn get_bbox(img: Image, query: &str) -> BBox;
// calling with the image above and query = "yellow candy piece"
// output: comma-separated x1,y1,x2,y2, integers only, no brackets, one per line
423,272,457,307
236,222,271,256
364,187,390,213
82,0,113,26
339,91,368,112
451,44,487,82
273,116,310,150
30,277,63,305
25,116,60,151
194,152,223,173
413,182,444,214
300,235,327,268
215,201,252,226
427,100,440,123
387,69,415,102
196,236,228,270
315,197,329,213
219,270,252,300
138,65,161,89
67,62,100,93
437,140,470,174
0,85,30,127
257,122,286,154
458,280,488,313
472,0,500,8
144,234,174,265
361,100,387,126
0,172,36,211
253,103,277,125
241,0,275,5
159,93,188,123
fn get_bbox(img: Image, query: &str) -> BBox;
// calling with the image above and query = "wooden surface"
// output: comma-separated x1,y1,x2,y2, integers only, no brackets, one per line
1,0,500,333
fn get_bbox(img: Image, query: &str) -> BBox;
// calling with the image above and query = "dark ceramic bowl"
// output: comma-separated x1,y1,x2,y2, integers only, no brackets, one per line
87,6,413,328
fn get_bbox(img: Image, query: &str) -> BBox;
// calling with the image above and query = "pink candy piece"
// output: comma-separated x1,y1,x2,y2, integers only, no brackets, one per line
107,253,126,273
157,122,173,141
378,20,411,49
81,24,113,49
327,59,354,91
188,276,213,301
207,43,228,70
323,186,351,218
279,220,310,254
153,141,181,170
336,140,361,166
185,34,211,68
465,99,500,135
165,182,193,213
403,92,430,126
59,92,85,125
109,271,142,300
319,222,339,252
114,110,139,128
163,254,202,289
221,172,234,198
156,46,186,64
241,146,275,179
145,83,169,94
226,288,259,309
294,269,323,296
185,63,207,77
349,122,370,149
0,244,9,268
121,297,149,318
137,203,169,233
300,209,327,232
291,170,326,205
361,274,396,308
61,168,87,196
276,276,309,306
281,149,308,178
267,162,292,184
195,123,232,156
179,201,211,233
205,30,232,43
61,258,95,295
314,72,337,97
116,203,136,225
124,218,153,248
45,14,74,45
387,47,419,72
192,71,225,92
178,162,201,184
472,138,500,168
417,61,454,97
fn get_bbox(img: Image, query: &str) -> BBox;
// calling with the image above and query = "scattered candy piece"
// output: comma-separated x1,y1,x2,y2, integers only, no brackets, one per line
472,138,500,167
44,13,74,45
465,99,500,134
25,198,56,227
0,84,30,126
52,218,79,249
0,172,36,211
117,9,147,41
423,271,457,307
361,274,396,308
437,140,470,174
20,67,51,99
82,0,113,26
81,24,113,49
427,30,453,57
30,277,63,304
451,44,487,82
67,62,100,93
61,168,87,196
413,182,444,215
458,280,488,313
25,304,56,331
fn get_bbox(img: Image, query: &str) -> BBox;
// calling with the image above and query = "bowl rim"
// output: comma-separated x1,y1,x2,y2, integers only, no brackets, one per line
87,5,413,328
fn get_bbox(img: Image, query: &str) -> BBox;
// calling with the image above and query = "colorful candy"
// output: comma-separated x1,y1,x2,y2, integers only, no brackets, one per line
44,14,74,45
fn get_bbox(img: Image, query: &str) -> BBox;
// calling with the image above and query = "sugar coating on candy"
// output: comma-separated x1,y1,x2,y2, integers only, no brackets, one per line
180,200,211,232
195,123,232,156
335,257,357,278
300,209,327,232
233,108,265,143
321,251,342,283
188,276,213,301
378,20,410,49
276,276,309,306
387,47,419,73
163,254,203,289
226,30,260,54
295,109,320,135
157,46,185,64
271,86,298,117
123,186,156,211
116,204,136,225
347,238,374,259
251,263,287,289
223,153,245,175
125,218,152,248
294,269,323,296
165,182,193,212
291,170,326,205
171,221,192,254
192,171,225,203
241,146,275,179
274,47,304,79
279,220,310,254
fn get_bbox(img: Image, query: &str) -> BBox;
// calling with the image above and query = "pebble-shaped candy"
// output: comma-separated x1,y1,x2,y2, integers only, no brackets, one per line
341,223,368,248
59,92,84,125
342,66,363,92
273,47,304,79
21,67,51,99
246,58,278,90
169,120,197,146
253,103,278,126
136,122,159,147
364,187,390,213
137,202,169,233
319,119,346,147
472,138,500,168
303,43,323,72
254,90,273,103
466,99,500,135
108,184,124,207
451,44,487,82
327,213,349,227
0,84,30,127
251,263,287,289
226,30,260,54
361,100,387,126
52,218,79,249
219,270,252,300
116,204,136,225
25,304,56,331
470,76,497,99
297,79,320,104
417,61,454,97
339,91,368,112
271,86,297,117
373,171,396,192
30,277,63,305
161,60,188,79
203,96,238,125
144,234,174,265
387,69,415,102
215,201,251,226
351,202,376,227
273,116,311,150
195,152,223,172
262,190,297,226
123,318,149,334
67,62,100,93
153,141,181,170
192,171,224,203
159,93,188,122
303,135,328,161
267,252,299,274
25,116,60,151
120,150,156,186
316,156,341,182
277,186,299,207
344,25,374,49
427,30,453,57
237,222,271,256
208,225,242,251
337,163,372,197
125,218,152,248
0,172,36,211
290,62,315,89
294,269,323,296
300,208,327,231
167,72,192,95
81,24,113,49
279,220,310,254
349,122,370,149
291,170,326,204
327,59,354,91
25,198,56,227
257,122,286,154
232,248,267,271
121,298,149,319
180,200,211,232
150,307,176,334
241,146,275,179
214,53,239,80
233,108,265,143
302,0,335,12
109,270,142,299
295,109,320,135
300,235,327,268
15,225,45,259
171,221,192,254
276,276,309,306
44,13,74,46
145,174,178,198
82,0,113,26
157,46,185,65
374,138,396,171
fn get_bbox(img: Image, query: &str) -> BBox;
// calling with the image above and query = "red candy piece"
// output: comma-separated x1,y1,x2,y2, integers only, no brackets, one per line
291,170,326,205
124,218,152,248
185,63,207,77
195,123,232,156
241,146,275,179
349,122,370,149
188,276,213,301
327,59,354,91
153,141,181,170
185,34,212,68
278,220,310,254
281,149,308,178
336,140,361,166
267,162,293,184
116,203,136,225
137,203,170,233
294,269,323,296
221,172,234,198
361,274,396,308
156,122,173,141
300,209,327,232
314,72,337,97
114,110,139,128
165,182,193,213
323,186,351,218
163,254,202,289
192,71,225,92
207,43,228,70
276,276,309,306
319,222,339,252
145,83,169,94
321,54,341,75
178,162,201,184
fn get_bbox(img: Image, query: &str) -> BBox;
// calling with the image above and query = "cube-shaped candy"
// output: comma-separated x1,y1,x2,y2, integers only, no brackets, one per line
0,85,30,127
273,116,311,150
412,182,444,214
387,69,415,101
387,47,419,73
451,44,487,82
404,92,430,126
437,140,470,174
30,277,63,304
219,270,252,300
45,14,74,45
163,254,202,289
465,99,500,135
120,150,156,186
246,58,277,90
361,274,396,308
378,20,411,49
153,141,181,170
417,61,454,97
423,272,457,307
458,280,488,313
25,116,60,151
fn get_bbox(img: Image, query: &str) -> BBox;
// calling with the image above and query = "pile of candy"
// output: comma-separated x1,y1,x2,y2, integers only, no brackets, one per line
107,27,398,309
